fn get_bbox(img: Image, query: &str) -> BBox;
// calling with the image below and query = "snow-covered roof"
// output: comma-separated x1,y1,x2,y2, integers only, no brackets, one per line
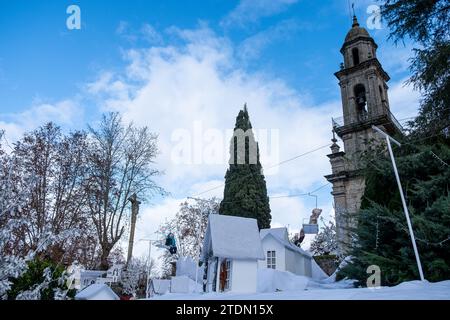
260,228,289,242
202,214,265,261
80,270,105,278
260,228,312,258
75,284,119,300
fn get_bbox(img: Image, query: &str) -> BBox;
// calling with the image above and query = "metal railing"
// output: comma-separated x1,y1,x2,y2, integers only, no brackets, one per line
383,103,404,133
332,104,403,133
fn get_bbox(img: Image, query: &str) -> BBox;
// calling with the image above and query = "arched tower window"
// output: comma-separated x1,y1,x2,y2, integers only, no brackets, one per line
352,48,360,66
379,85,384,102
354,84,367,120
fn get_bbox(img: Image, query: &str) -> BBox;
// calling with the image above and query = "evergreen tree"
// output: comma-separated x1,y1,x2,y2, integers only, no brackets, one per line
7,258,75,300
219,105,271,229
381,0,450,136
338,140,450,286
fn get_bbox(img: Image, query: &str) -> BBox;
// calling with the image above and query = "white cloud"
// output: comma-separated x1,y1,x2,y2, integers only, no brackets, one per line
87,24,343,259
221,0,299,29
141,23,163,44
89,24,339,189
0,99,83,144
387,78,421,121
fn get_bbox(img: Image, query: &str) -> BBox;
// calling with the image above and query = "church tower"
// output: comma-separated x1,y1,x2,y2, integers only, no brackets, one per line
325,16,404,253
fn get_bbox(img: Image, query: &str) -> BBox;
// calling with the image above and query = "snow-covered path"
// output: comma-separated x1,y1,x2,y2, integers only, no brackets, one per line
150,280,450,300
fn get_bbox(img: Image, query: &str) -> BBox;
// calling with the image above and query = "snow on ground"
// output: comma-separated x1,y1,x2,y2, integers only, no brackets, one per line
257,268,309,293
149,260,450,300
150,278,450,300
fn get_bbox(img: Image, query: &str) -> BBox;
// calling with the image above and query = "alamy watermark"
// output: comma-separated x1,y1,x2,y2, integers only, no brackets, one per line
170,121,280,173
366,265,381,288
66,5,81,30
366,5,382,30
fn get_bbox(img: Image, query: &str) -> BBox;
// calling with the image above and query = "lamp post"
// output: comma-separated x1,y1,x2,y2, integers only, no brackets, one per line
372,125,425,281
139,238,158,298
187,196,207,293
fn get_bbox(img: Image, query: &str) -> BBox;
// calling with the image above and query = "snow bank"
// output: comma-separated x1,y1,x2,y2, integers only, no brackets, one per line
152,279,171,295
170,276,202,294
176,256,203,282
257,268,309,293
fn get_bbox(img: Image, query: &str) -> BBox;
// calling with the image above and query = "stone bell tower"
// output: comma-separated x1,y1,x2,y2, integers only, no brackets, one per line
325,16,403,254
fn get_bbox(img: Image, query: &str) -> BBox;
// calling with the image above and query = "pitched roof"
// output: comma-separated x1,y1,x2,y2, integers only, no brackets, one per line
260,227,289,242
75,284,119,300
202,214,265,261
80,270,105,278
260,227,312,258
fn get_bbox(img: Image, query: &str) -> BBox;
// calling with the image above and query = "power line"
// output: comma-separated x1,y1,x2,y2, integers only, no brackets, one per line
191,143,332,198
189,109,448,200
188,183,331,206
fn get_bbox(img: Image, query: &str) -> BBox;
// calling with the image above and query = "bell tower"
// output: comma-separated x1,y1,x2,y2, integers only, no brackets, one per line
325,16,403,254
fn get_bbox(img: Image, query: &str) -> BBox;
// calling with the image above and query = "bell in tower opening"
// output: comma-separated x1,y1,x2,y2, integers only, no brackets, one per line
354,84,367,120
325,15,404,255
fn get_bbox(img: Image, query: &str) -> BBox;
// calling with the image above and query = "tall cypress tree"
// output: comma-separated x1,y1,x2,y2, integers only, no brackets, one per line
219,105,271,229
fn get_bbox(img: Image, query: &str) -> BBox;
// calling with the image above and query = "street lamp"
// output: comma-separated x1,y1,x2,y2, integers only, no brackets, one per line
187,196,207,293
139,238,159,298
372,125,425,281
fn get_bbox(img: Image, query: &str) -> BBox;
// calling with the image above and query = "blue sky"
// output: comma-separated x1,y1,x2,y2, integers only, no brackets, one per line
0,0,420,259
0,0,413,113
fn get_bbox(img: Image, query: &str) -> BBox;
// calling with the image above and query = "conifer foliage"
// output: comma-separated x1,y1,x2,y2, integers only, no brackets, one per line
338,141,450,286
219,106,271,229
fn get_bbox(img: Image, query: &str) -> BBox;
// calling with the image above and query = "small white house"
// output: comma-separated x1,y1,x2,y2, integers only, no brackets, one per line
68,264,124,290
96,264,124,285
202,214,265,293
75,284,120,300
258,228,312,277
80,270,105,289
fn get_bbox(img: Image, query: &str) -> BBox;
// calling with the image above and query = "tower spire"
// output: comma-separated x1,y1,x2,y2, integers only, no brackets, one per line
352,15,359,27
351,3,359,27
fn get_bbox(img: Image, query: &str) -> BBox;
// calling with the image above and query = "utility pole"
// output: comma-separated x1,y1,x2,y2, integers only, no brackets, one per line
372,125,425,281
127,193,141,266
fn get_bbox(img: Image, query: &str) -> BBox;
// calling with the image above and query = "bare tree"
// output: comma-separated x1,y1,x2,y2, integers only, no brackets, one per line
86,113,164,270
7,123,94,265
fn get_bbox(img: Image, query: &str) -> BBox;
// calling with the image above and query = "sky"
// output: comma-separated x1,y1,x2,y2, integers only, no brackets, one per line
0,0,421,264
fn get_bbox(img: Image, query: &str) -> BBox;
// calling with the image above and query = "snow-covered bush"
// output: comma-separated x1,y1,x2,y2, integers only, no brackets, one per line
310,218,338,256
119,257,154,298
